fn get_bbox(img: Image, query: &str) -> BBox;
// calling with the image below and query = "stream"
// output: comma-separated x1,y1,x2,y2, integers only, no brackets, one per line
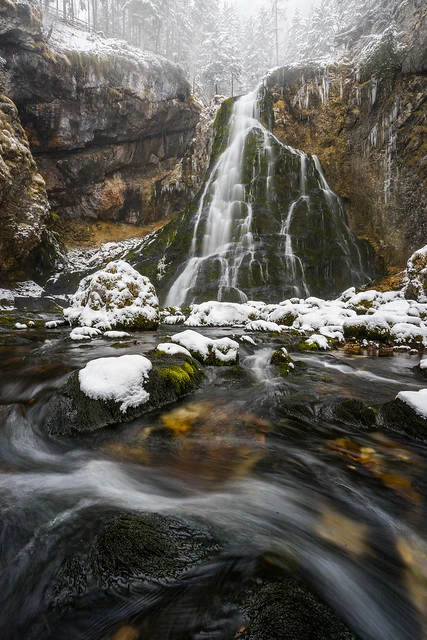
0,325,426,639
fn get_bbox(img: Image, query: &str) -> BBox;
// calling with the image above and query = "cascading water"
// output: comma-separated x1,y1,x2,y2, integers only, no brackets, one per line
153,86,373,307
166,88,266,307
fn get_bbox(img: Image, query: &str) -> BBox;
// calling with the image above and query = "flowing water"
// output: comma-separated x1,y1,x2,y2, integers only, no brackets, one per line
0,327,426,639
164,88,370,307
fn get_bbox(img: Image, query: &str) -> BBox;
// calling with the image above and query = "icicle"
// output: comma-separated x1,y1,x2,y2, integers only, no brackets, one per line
371,77,378,105
370,124,378,148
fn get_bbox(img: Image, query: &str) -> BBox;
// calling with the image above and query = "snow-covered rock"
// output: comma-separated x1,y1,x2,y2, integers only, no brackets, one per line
403,245,427,301
63,261,159,331
305,334,330,350
396,389,427,420
79,355,152,412
171,330,239,365
70,326,102,341
156,343,192,358
245,320,284,333
103,331,131,339
185,301,259,327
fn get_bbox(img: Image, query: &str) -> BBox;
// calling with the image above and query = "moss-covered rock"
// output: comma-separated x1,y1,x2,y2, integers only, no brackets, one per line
379,397,427,440
237,575,359,640
330,399,377,429
48,509,220,610
270,348,294,375
42,352,204,437
343,316,391,343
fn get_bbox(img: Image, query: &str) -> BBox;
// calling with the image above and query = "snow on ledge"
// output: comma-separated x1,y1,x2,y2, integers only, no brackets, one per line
79,354,152,411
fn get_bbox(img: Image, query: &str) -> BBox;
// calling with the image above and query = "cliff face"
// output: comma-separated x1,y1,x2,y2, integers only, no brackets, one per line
0,0,200,229
266,2,426,275
0,94,53,283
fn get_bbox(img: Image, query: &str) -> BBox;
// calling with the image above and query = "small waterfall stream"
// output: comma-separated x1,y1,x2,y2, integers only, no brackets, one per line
164,86,371,308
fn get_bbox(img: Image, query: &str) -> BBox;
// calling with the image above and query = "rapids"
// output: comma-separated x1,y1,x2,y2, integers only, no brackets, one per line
0,325,426,639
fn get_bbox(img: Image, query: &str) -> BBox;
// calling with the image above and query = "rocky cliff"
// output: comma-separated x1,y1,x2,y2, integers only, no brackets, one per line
0,93,55,283
0,0,200,238
266,1,426,276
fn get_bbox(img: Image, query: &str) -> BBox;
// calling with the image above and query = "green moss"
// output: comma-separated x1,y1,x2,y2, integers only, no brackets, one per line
334,399,377,428
157,361,198,394
210,97,235,164
343,323,391,343
298,340,320,352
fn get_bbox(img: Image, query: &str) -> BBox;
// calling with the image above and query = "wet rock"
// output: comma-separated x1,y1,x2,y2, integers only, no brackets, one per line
237,575,359,640
270,348,294,375
42,351,204,437
379,397,427,441
48,509,220,609
325,398,377,430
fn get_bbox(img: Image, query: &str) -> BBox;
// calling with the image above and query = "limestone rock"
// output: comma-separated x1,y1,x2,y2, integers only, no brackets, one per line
0,1,200,226
0,94,55,282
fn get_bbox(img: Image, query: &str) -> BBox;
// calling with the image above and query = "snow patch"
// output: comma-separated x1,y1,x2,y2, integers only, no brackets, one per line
156,343,192,358
397,389,427,420
79,354,152,412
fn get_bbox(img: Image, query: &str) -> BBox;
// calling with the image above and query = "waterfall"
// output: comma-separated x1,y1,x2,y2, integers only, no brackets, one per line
166,88,265,307
163,87,371,308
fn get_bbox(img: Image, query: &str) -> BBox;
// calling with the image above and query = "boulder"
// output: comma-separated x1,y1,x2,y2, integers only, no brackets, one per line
171,329,239,365
403,245,427,301
42,351,203,436
63,260,159,331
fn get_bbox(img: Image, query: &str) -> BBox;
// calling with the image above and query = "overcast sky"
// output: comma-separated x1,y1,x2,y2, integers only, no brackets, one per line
229,0,318,18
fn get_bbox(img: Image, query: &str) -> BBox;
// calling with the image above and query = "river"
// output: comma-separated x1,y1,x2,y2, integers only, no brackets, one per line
0,325,425,639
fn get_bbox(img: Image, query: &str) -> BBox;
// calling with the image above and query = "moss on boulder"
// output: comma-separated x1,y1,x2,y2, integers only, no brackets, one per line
42,352,204,437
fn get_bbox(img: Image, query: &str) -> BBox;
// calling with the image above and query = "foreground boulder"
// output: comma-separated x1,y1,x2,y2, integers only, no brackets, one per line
47,509,220,611
63,260,159,331
42,351,203,436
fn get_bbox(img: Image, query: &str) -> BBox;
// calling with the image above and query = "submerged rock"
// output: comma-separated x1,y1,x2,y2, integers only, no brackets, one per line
237,575,359,640
63,260,159,331
48,509,220,610
42,351,203,436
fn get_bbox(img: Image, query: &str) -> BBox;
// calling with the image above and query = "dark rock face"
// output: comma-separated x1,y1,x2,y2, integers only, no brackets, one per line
266,58,426,274
0,94,56,283
396,0,427,74
0,1,200,227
